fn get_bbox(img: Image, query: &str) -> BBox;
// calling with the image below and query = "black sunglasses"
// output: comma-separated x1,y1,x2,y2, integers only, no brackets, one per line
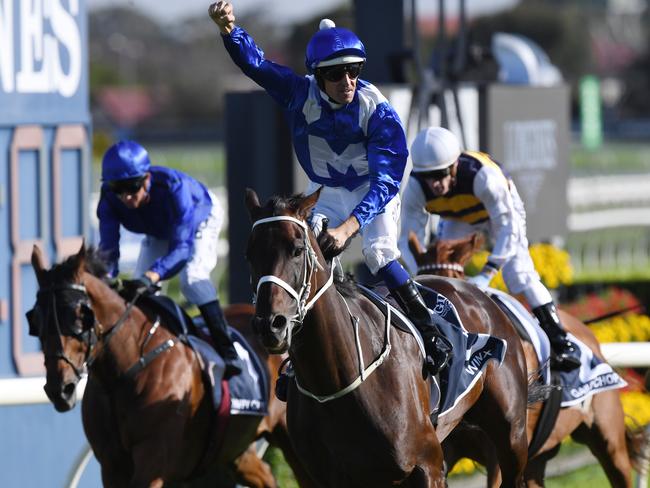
415,167,453,181
319,63,363,83
107,176,146,195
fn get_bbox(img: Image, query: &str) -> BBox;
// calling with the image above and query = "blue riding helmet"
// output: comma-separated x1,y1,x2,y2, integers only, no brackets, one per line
305,20,366,73
101,140,151,182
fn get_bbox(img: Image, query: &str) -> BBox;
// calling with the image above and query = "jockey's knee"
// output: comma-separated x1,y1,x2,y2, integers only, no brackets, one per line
180,275,217,305
363,245,399,276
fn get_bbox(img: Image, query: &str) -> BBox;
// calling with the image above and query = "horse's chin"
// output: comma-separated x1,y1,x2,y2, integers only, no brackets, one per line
53,397,76,412
261,335,288,354
266,342,288,354
45,381,78,412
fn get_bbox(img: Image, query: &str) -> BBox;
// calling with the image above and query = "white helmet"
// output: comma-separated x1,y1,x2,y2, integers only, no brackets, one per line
410,127,461,173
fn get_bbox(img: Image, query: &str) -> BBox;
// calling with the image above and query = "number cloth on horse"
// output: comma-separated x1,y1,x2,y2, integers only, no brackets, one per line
357,281,507,418
487,288,627,406
131,292,270,416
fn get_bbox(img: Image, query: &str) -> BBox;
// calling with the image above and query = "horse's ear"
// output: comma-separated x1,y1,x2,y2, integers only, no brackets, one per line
407,231,425,257
31,245,47,285
71,242,86,278
297,188,321,218
245,188,262,221
451,233,483,266
470,232,486,253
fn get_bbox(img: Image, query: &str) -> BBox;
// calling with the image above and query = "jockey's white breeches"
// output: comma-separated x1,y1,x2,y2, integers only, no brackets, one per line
135,191,223,306
438,188,553,307
306,182,401,275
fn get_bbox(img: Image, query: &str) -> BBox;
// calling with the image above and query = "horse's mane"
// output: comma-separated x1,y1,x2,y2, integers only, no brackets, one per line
53,246,110,281
265,194,307,216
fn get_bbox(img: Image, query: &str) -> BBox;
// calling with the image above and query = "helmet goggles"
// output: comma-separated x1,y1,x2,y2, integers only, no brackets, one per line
414,166,453,181
318,62,363,82
107,175,146,196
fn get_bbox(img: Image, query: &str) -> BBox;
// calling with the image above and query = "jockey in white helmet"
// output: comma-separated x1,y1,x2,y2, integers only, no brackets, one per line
210,2,453,377
399,127,580,371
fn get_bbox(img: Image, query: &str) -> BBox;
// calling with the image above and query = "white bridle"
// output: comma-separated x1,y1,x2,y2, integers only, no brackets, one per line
251,215,335,342
251,214,393,403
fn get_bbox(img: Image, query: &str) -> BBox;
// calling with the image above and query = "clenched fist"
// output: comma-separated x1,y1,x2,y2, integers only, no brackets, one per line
208,1,235,34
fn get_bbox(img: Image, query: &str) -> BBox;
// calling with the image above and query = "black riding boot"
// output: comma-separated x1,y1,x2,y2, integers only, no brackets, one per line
391,279,452,376
532,303,581,372
199,300,242,378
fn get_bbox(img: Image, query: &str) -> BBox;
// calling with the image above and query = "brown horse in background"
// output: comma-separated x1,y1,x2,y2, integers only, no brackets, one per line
244,189,531,487
407,232,649,488
29,244,315,488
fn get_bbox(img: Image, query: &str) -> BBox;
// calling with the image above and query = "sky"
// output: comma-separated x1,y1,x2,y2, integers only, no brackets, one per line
87,0,519,26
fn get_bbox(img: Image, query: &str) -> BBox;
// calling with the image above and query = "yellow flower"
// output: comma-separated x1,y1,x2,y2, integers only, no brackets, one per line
621,392,650,428
466,243,573,291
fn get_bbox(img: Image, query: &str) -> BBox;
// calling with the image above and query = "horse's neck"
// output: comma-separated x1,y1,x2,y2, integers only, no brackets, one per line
84,273,149,374
291,281,370,392
84,273,136,329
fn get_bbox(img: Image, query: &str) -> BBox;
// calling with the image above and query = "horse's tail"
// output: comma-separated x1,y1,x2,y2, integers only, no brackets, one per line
625,421,650,472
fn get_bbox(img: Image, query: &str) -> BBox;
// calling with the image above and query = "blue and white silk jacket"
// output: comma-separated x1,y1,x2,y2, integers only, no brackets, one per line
222,26,408,229
97,166,213,280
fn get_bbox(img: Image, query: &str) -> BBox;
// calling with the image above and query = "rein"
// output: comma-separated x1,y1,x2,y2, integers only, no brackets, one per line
251,215,335,345
86,286,178,379
252,215,393,403
38,283,95,380
39,281,176,379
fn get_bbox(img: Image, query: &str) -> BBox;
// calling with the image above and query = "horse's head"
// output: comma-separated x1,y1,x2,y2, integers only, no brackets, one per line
408,231,485,278
245,188,323,353
29,244,99,412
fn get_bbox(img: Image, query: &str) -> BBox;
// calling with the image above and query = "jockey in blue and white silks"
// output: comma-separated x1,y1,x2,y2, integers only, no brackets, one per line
97,140,241,377
210,1,452,376
399,127,581,372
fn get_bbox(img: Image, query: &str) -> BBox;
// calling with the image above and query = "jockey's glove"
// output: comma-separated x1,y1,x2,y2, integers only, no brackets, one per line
106,276,122,290
122,276,158,295
467,262,499,290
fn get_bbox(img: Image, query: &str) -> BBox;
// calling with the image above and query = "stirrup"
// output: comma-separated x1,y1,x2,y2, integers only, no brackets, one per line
423,337,451,377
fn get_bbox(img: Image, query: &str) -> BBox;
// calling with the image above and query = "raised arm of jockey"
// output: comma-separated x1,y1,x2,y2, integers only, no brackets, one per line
210,1,306,109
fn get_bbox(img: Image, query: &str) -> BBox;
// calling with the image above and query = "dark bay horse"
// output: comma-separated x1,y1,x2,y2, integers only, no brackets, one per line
29,244,315,488
244,189,531,488
407,232,649,488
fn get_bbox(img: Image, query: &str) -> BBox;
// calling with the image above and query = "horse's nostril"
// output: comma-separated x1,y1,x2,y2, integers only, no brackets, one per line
62,382,76,398
271,314,288,332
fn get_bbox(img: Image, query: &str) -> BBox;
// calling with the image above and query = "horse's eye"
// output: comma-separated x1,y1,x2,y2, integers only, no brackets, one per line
293,246,305,257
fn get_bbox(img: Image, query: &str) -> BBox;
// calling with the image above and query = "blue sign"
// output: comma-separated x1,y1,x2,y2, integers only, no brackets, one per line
0,0,89,125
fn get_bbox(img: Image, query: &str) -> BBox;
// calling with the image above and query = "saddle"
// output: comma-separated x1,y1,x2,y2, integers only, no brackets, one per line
357,282,507,423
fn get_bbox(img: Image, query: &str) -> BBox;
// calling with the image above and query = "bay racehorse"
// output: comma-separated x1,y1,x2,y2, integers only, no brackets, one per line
407,232,649,488
28,244,316,488
244,189,531,488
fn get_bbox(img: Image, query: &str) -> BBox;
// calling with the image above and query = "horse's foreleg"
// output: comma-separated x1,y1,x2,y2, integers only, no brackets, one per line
572,391,632,488
467,364,528,488
232,445,277,488
524,444,560,488
266,418,320,488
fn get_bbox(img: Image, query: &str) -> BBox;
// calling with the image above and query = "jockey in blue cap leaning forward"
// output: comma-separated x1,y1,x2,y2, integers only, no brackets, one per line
97,140,241,377
399,127,581,371
209,1,452,375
